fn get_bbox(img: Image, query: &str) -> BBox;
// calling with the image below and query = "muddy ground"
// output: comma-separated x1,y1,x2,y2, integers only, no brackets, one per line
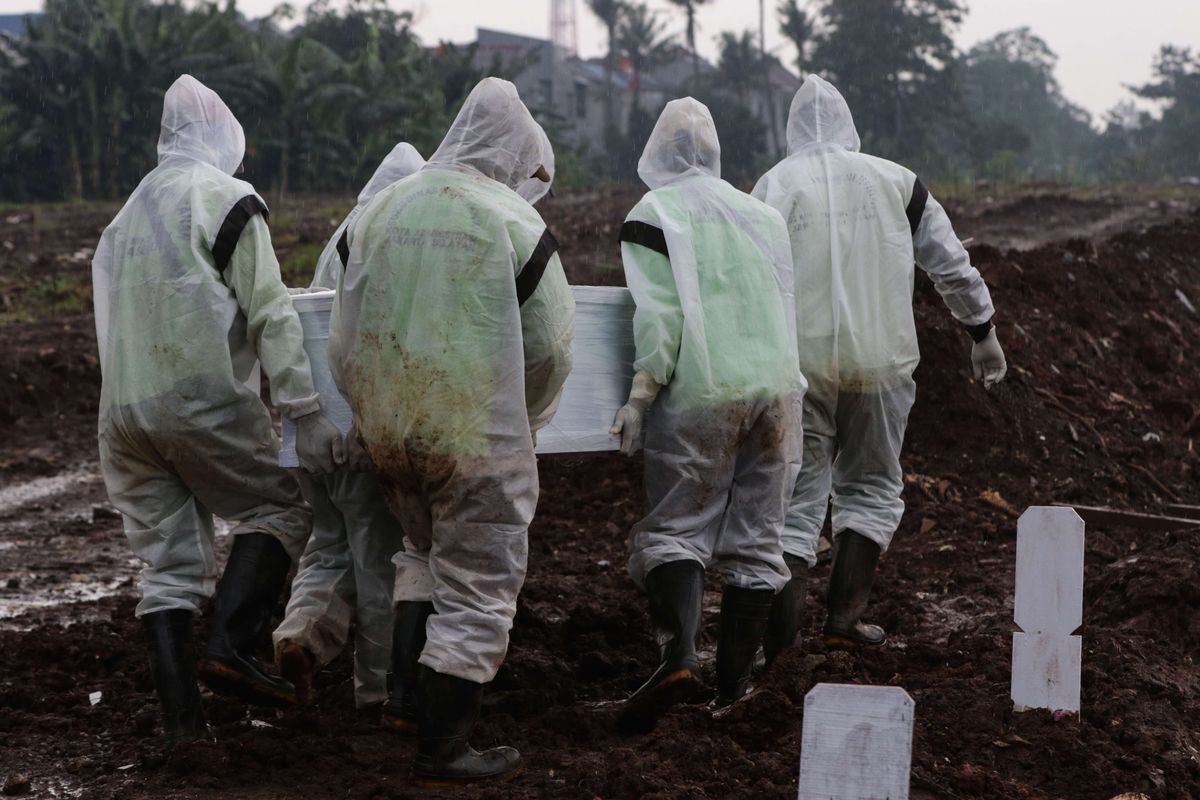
1,186,1199,799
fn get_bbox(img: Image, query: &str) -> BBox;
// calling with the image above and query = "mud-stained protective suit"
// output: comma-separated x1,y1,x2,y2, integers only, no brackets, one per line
93,74,321,617
751,75,1001,566
619,98,806,593
329,78,574,685
272,143,426,706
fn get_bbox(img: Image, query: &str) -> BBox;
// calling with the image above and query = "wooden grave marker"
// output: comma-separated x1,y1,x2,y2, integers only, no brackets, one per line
798,683,914,800
1011,506,1084,713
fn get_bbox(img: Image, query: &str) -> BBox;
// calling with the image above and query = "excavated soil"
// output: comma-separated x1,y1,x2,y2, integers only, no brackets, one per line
2,190,1200,799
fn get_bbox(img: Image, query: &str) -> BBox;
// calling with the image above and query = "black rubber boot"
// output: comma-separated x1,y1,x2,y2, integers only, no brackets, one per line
763,554,810,665
618,559,705,732
412,666,521,784
714,585,774,706
822,532,887,647
199,533,296,705
381,600,434,735
142,609,208,747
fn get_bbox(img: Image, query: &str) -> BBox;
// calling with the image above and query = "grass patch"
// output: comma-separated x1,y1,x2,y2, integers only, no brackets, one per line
278,241,325,287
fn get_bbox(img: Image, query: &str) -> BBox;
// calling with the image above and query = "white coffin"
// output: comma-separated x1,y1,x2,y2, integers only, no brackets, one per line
279,285,634,466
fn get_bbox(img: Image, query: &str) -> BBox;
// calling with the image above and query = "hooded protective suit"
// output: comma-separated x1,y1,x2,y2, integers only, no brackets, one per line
329,78,574,685
273,143,426,707
93,75,318,616
751,75,999,563
619,98,805,592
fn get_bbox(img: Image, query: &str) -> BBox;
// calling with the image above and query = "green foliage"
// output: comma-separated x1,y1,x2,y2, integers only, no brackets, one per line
810,0,970,174
0,0,496,202
1131,46,1200,178
777,0,812,75
960,28,1095,180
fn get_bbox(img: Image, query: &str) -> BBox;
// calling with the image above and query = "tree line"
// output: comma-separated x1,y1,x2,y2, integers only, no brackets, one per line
1,0,1197,202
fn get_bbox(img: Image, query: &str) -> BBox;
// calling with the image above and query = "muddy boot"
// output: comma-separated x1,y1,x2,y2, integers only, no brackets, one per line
199,533,296,705
381,600,434,735
763,554,809,666
822,532,887,647
142,609,208,747
412,666,521,784
714,585,774,706
618,559,705,732
276,641,316,705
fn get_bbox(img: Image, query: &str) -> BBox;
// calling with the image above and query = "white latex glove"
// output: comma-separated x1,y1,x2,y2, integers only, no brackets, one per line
344,423,374,472
294,410,345,474
971,328,1007,389
610,371,662,456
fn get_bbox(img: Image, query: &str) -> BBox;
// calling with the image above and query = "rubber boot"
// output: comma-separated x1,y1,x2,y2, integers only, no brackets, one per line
714,585,774,706
412,666,521,784
142,609,208,747
822,532,887,647
618,559,705,732
199,532,297,705
276,641,316,705
763,554,809,666
381,600,433,735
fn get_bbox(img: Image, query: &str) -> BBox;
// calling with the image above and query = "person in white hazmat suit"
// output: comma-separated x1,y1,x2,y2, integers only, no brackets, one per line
92,75,345,745
751,75,1007,658
329,78,573,782
371,124,561,737
272,142,426,710
610,98,806,729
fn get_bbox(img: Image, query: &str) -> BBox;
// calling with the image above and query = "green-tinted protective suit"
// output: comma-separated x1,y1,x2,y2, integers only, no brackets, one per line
620,98,806,593
329,78,574,684
93,75,316,616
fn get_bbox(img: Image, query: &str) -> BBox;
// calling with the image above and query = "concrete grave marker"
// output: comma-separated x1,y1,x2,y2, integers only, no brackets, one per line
1011,506,1084,714
798,683,914,800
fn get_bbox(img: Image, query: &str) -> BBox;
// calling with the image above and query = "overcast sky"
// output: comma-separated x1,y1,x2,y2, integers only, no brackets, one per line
2,0,1197,121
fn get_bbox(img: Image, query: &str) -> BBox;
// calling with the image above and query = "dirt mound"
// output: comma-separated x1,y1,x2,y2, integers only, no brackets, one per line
0,316,101,476
3,202,1200,799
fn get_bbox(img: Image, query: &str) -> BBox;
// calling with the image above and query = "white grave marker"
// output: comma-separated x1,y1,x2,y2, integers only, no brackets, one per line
798,683,914,800
1011,506,1084,714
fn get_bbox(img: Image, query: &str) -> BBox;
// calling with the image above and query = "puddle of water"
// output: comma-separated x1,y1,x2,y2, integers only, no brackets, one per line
0,465,103,513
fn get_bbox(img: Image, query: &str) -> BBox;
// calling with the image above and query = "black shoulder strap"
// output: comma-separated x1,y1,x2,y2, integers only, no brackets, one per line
212,195,270,273
516,228,560,306
619,220,669,258
906,177,929,236
336,228,350,268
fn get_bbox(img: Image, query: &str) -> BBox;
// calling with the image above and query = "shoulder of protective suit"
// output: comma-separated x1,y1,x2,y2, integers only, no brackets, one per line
182,162,268,218
624,189,666,227
852,151,916,188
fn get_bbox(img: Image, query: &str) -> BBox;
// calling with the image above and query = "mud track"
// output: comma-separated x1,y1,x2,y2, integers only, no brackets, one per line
1,190,1199,799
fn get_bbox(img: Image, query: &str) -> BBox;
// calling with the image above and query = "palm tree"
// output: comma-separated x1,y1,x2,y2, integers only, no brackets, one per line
618,2,673,121
665,0,711,80
778,0,812,75
586,0,624,137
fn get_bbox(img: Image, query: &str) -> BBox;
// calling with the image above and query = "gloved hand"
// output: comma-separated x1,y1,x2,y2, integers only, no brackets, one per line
971,328,1007,389
344,423,374,472
294,410,345,474
610,370,662,456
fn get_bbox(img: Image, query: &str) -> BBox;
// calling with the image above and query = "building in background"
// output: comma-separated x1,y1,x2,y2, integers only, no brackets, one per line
473,26,800,161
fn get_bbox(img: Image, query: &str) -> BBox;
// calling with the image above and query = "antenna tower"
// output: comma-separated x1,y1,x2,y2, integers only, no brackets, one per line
550,0,578,56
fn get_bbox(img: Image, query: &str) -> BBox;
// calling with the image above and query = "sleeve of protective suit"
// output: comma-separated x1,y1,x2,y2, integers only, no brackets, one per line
521,251,575,433
224,213,321,418
621,209,683,387
912,186,995,327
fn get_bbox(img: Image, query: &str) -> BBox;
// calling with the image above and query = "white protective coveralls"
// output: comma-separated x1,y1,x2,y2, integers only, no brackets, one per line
621,98,806,593
751,75,997,566
93,75,317,616
272,142,426,707
329,78,575,685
